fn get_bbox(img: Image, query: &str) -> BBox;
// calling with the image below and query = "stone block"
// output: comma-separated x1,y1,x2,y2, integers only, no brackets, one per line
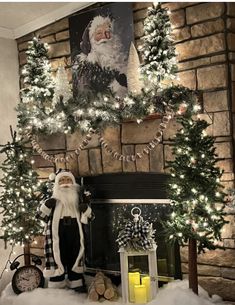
66,130,99,150
213,112,231,136
227,33,235,51
101,126,122,173
164,144,174,162
163,118,181,140
227,3,235,17
186,3,225,25
210,54,226,64
162,3,195,11
231,64,235,82
55,30,70,41
78,150,90,176
41,35,56,44
214,142,233,159
48,41,70,58
32,155,52,168
133,3,151,11
36,18,69,37
102,149,122,174
169,9,185,29
122,145,136,172
217,159,234,173
203,90,228,112
172,26,191,42
18,41,29,52
227,17,235,31
135,145,149,172
180,247,235,267
181,263,221,277
150,144,164,173
122,119,161,144
89,148,103,175
191,19,224,38
103,126,121,146
66,152,79,177
134,20,144,38
178,57,210,71
197,64,227,90
37,133,66,150
221,267,235,280
133,9,148,21
222,215,235,239
31,236,44,249
229,52,235,62
175,70,196,90
221,181,235,189
223,239,235,249
36,167,54,179
222,173,235,181
176,34,225,61
198,276,235,301
19,51,27,66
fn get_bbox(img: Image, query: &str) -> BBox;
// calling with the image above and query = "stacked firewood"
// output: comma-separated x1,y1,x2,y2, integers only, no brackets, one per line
88,272,118,302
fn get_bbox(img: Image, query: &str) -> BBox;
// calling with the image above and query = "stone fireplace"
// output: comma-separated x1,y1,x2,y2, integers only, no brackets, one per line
17,2,235,301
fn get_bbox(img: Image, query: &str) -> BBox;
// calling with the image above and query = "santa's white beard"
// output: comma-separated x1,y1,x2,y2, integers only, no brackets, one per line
52,184,79,215
88,35,127,74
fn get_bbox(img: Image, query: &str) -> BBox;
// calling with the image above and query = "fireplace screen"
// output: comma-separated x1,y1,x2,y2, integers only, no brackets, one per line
83,173,181,282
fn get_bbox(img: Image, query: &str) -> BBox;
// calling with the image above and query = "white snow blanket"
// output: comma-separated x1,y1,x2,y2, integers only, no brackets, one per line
0,279,231,305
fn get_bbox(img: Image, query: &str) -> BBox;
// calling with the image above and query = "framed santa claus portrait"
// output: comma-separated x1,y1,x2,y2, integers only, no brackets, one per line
69,3,134,98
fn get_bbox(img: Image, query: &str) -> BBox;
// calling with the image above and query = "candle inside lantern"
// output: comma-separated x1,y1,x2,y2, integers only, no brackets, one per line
141,275,151,301
134,284,147,304
128,272,140,302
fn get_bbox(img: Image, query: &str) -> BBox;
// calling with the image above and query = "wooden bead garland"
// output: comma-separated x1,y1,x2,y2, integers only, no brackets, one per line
98,110,173,162
26,128,96,164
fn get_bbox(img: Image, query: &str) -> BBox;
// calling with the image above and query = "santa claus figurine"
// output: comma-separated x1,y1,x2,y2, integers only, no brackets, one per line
73,15,128,98
37,171,92,291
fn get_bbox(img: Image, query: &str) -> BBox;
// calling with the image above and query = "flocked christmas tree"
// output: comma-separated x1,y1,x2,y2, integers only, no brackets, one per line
17,36,55,132
140,3,178,84
52,65,72,106
166,117,227,294
0,127,43,247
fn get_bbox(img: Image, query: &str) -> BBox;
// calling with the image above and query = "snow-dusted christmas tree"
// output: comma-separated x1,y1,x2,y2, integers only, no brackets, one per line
166,117,227,294
17,37,55,132
140,3,178,85
0,127,43,246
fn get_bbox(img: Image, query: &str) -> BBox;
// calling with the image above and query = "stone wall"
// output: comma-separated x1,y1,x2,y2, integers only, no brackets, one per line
16,2,235,301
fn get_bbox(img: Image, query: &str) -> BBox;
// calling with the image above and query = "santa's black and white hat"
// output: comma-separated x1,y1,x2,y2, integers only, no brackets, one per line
49,169,76,185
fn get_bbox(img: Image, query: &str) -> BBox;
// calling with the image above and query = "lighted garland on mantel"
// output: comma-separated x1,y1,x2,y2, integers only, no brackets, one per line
16,3,200,164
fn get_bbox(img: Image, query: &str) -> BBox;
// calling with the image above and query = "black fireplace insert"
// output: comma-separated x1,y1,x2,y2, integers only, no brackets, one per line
83,172,182,283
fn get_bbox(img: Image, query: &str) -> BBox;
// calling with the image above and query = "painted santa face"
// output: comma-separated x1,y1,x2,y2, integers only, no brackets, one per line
58,176,73,188
93,22,112,43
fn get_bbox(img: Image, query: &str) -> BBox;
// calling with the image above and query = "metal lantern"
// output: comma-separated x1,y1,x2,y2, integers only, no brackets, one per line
117,207,158,303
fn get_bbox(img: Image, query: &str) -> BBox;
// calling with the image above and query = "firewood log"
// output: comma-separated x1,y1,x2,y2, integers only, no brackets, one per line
104,276,115,300
110,290,118,301
94,273,105,295
88,285,99,302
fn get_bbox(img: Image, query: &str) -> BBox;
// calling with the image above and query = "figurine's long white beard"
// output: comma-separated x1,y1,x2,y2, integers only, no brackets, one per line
52,184,79,214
